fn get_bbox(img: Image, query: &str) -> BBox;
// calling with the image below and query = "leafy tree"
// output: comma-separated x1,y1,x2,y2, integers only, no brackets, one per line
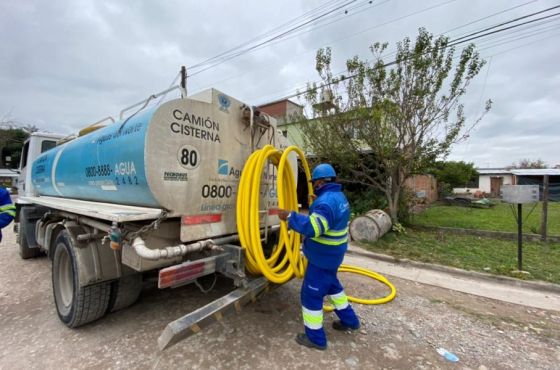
298,28,491,222
1,113,43,168
509,158,547,169
0,128,29,168
428,160,478,188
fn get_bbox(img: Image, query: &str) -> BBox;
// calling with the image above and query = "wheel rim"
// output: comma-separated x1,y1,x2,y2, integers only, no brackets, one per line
57,244,74,308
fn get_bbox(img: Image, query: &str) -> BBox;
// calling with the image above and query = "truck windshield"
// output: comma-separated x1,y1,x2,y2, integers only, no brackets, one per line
41,140,56,153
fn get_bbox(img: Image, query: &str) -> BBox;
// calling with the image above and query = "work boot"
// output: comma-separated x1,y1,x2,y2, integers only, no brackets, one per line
332,320,360,331
295,333,327,350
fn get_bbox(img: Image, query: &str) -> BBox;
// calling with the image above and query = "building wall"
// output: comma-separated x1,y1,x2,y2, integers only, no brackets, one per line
282,123,306,149
404,174,438,203
478,175,513,193
285,101,303,118
259,101,287,121
478,176,491,193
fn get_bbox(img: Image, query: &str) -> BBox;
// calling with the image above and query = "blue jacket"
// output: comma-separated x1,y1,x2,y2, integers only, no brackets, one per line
0,187,16,243
287,183,350,270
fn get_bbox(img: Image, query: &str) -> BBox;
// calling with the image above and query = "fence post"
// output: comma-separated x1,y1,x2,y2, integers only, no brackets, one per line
540,175,549,242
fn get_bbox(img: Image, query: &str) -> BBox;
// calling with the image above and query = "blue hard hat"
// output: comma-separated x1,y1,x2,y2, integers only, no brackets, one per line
311,163,336,182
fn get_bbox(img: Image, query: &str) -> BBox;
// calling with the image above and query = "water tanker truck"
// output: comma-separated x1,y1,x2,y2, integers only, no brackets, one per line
14,81,296,347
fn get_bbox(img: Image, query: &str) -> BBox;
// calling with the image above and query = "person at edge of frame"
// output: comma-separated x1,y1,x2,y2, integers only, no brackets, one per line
0,186,16,243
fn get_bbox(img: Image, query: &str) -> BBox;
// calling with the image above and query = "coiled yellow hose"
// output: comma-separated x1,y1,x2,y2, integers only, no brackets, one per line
236,144,396,308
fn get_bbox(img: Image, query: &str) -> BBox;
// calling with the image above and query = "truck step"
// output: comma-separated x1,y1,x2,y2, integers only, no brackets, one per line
158,277,269,350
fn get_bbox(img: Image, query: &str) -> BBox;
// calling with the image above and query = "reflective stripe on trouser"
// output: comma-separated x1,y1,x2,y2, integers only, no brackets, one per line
302,307,323,330
328,290,349,310
328,289,360,329
301,263,360,346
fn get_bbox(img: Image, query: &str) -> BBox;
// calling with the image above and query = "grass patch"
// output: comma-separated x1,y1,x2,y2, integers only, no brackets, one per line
412,202,560,236
363,229,560,284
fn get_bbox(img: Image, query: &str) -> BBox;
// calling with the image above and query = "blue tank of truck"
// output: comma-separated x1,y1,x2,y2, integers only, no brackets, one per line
32,108,160,207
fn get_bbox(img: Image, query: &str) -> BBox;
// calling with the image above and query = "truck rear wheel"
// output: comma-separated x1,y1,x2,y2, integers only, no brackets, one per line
107,273,143,313
52,231,110,327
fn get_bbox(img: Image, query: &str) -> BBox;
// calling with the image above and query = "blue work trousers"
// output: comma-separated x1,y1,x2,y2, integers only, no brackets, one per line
301,263,359,346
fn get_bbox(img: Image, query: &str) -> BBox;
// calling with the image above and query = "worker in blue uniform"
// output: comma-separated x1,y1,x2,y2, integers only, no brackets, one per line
278,163,360,350
0,186,16,243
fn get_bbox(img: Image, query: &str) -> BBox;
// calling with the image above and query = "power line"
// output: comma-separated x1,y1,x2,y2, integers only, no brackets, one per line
194,0,541,102
484,30,560,58
188,1,345,71
476,20,560,50
441,0,538,36
254,6,560,104
220,0,391,59
189,0,359,76
189,0,390,91
190,0,460,92
449,13,560,47
449,4,560,44
380,3,560,61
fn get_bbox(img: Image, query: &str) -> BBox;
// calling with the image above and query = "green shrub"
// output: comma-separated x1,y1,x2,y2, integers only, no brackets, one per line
438,182,453,198
346,188,386,218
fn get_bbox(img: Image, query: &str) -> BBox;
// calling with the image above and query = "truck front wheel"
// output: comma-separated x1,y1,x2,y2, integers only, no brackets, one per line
52,231,110,327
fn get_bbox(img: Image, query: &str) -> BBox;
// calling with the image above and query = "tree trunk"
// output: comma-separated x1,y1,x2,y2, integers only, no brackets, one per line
387,197,398,223
386,172,401,224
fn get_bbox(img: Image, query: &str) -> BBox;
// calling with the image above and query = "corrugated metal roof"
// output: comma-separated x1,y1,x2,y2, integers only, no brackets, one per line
477,169,512,175
510,169,560,176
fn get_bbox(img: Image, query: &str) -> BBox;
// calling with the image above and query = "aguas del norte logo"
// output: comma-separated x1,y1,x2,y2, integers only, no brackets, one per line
218,159,241,178
218,94,231,113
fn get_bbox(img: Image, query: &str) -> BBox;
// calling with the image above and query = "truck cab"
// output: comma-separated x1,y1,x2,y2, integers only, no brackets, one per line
16,132,65,197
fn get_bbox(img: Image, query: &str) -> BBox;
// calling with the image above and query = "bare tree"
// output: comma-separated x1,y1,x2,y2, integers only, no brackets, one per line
509,158,547,169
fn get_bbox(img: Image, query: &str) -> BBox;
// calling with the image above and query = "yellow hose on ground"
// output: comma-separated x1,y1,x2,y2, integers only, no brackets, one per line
236,144,396,308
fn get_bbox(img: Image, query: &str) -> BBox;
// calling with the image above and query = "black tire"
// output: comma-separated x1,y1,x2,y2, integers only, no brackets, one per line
18,219,42,259
107,273,143,313
52,231,110,327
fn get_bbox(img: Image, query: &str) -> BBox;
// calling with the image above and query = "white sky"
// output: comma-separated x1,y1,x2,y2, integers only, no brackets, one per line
1,0,559,168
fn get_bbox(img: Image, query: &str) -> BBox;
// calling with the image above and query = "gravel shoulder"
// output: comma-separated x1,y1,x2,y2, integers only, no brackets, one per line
0,227,559,370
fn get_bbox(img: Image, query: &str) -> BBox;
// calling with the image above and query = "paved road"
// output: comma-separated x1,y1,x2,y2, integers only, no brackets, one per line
1,227,559,369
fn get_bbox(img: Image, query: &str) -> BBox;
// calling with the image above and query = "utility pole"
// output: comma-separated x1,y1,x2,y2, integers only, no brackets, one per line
180,66,187,98
541,175,549,242
517,203,523,271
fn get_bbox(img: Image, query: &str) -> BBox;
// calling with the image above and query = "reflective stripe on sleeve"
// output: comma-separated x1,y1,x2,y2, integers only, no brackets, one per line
0,204,15,217
309,216,321,237
314,214,329,232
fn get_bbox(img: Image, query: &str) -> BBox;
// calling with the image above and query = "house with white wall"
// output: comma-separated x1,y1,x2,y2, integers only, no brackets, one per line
454,168,513,195
454,168,560,198
477,168,514,196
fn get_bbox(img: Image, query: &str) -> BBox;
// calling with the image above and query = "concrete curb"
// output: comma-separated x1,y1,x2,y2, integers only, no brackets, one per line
347,244,560,295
